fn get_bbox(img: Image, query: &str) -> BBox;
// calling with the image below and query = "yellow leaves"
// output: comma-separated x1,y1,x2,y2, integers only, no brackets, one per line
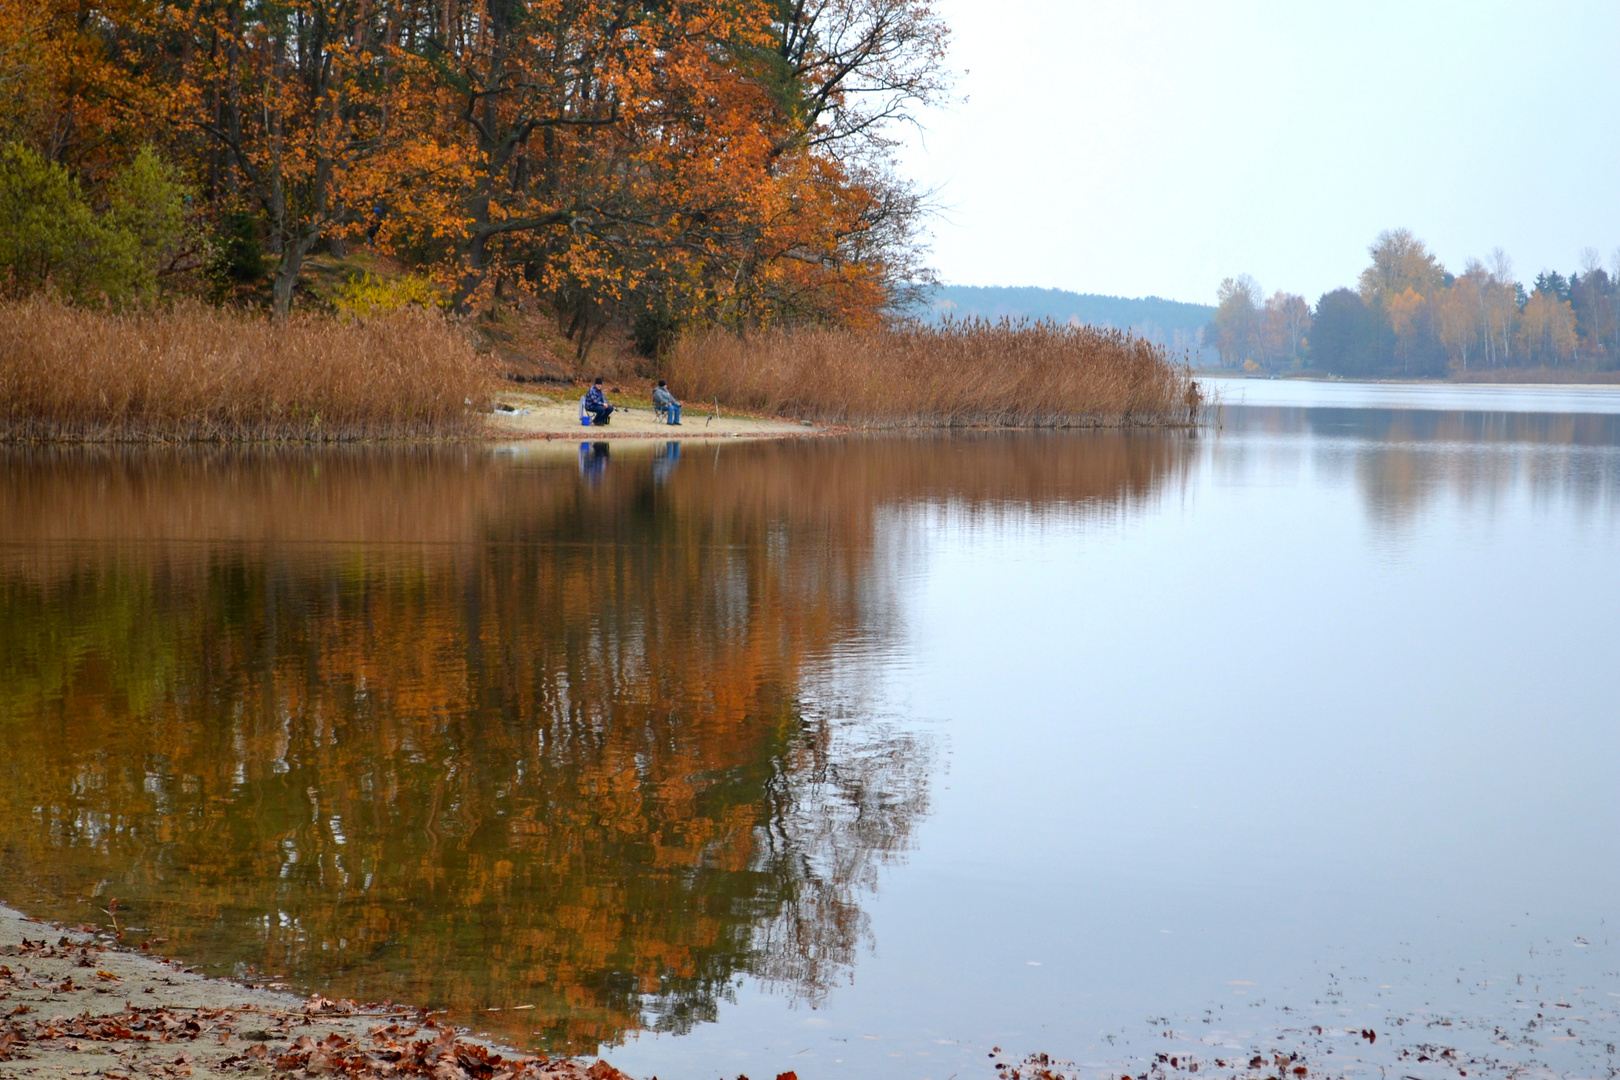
1435,278,1481,367
1385,287,1425,339
1359,228,1445,306
332,272,445,319
1518,290,1578,365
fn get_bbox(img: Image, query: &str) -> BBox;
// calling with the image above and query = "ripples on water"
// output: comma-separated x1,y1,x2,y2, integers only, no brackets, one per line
1,383,1618,1080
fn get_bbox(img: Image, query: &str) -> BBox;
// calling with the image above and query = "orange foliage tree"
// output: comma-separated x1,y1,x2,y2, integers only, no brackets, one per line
159,1,453,314
0,0,949,328
378,0,947,342
0,0,165,177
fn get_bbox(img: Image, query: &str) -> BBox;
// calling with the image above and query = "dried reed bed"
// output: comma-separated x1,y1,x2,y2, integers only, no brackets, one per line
0,298,490,442
668,320,1202,427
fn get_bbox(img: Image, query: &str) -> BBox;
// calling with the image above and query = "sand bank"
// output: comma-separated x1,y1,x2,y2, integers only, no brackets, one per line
485,389,822,440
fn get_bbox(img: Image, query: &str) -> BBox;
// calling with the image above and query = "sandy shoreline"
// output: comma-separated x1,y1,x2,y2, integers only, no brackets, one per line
485,389,826,441
0,906,623,1080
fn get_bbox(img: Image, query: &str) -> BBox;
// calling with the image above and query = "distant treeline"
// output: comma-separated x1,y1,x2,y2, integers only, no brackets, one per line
920,285,1215,359
1207,231,1620,376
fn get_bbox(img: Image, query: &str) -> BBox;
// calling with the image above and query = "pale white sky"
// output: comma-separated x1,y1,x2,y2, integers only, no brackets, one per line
897,0,1620,306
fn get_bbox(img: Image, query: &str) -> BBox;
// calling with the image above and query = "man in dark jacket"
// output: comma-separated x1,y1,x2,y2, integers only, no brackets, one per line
583,378,614,425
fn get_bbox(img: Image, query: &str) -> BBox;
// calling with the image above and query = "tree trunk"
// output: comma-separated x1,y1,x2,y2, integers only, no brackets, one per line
452,220,489,312
271,227,321,317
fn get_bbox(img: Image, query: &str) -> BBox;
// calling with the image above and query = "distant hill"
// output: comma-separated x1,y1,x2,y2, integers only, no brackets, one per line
915,285,1216,359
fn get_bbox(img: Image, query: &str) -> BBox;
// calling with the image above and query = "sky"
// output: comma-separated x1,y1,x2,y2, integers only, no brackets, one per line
896,0,1620,307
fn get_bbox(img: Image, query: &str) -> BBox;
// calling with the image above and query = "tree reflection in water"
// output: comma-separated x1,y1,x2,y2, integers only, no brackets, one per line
1219,405,1620,527
0,434,1189,1051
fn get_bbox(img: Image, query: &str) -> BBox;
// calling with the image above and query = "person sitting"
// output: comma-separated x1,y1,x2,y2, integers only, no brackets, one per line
582,377,614,426
652,380,682,425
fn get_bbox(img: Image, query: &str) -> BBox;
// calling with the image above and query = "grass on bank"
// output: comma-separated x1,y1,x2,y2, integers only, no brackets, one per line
668,320,1201,428
0,297,488,442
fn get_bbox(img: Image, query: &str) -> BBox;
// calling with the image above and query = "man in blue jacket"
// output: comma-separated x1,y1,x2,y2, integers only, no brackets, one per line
583,378,614,425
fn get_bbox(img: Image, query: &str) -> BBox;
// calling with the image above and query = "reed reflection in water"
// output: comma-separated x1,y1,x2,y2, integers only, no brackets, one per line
0,433,1190,1053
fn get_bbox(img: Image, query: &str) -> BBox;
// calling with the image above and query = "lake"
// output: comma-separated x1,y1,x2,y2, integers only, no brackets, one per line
3,379,1618,1080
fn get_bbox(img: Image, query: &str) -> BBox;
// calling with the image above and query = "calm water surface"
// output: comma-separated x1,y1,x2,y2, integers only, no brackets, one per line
3,380,1619,1080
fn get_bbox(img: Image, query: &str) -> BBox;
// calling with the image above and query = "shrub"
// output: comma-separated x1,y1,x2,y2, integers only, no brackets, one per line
0,143,186,303
333,271,444,318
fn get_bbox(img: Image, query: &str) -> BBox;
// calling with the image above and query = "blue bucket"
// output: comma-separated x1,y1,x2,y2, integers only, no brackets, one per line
580,415,592,426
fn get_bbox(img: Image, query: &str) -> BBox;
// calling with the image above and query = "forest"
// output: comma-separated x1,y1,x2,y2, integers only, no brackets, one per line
0,0,947,342
1205,230,1620,378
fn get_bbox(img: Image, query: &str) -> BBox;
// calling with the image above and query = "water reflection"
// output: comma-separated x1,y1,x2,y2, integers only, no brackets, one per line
578,440,611,484
0,433,1189,1053
651,443,680,486
1223,404,1620,525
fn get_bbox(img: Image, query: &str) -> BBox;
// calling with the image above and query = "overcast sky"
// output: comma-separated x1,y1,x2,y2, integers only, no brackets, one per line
896,0,1620,306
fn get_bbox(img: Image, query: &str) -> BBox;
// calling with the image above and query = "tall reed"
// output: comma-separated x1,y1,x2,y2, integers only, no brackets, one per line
668,320,1202,427
0,297,489,441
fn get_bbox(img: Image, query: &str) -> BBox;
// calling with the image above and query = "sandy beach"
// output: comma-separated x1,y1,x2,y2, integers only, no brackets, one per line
485,389,823,440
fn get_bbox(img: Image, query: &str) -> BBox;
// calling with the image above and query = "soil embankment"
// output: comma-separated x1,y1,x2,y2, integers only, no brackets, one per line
0,906,625,1080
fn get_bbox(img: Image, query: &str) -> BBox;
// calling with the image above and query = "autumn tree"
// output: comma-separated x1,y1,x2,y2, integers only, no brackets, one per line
0,0,166,177
162,0,441,315
1569,249,1616,364
1383,287,1427,374
1205,274,1263,368
1519,286,1577,367
1349,229,1445,375
1436,273,1479,371
0,0,949,328
1431,257,1521,371
1358,228,1444,308
742,0,950,316
344,0,951,345
1261,290,1311,369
